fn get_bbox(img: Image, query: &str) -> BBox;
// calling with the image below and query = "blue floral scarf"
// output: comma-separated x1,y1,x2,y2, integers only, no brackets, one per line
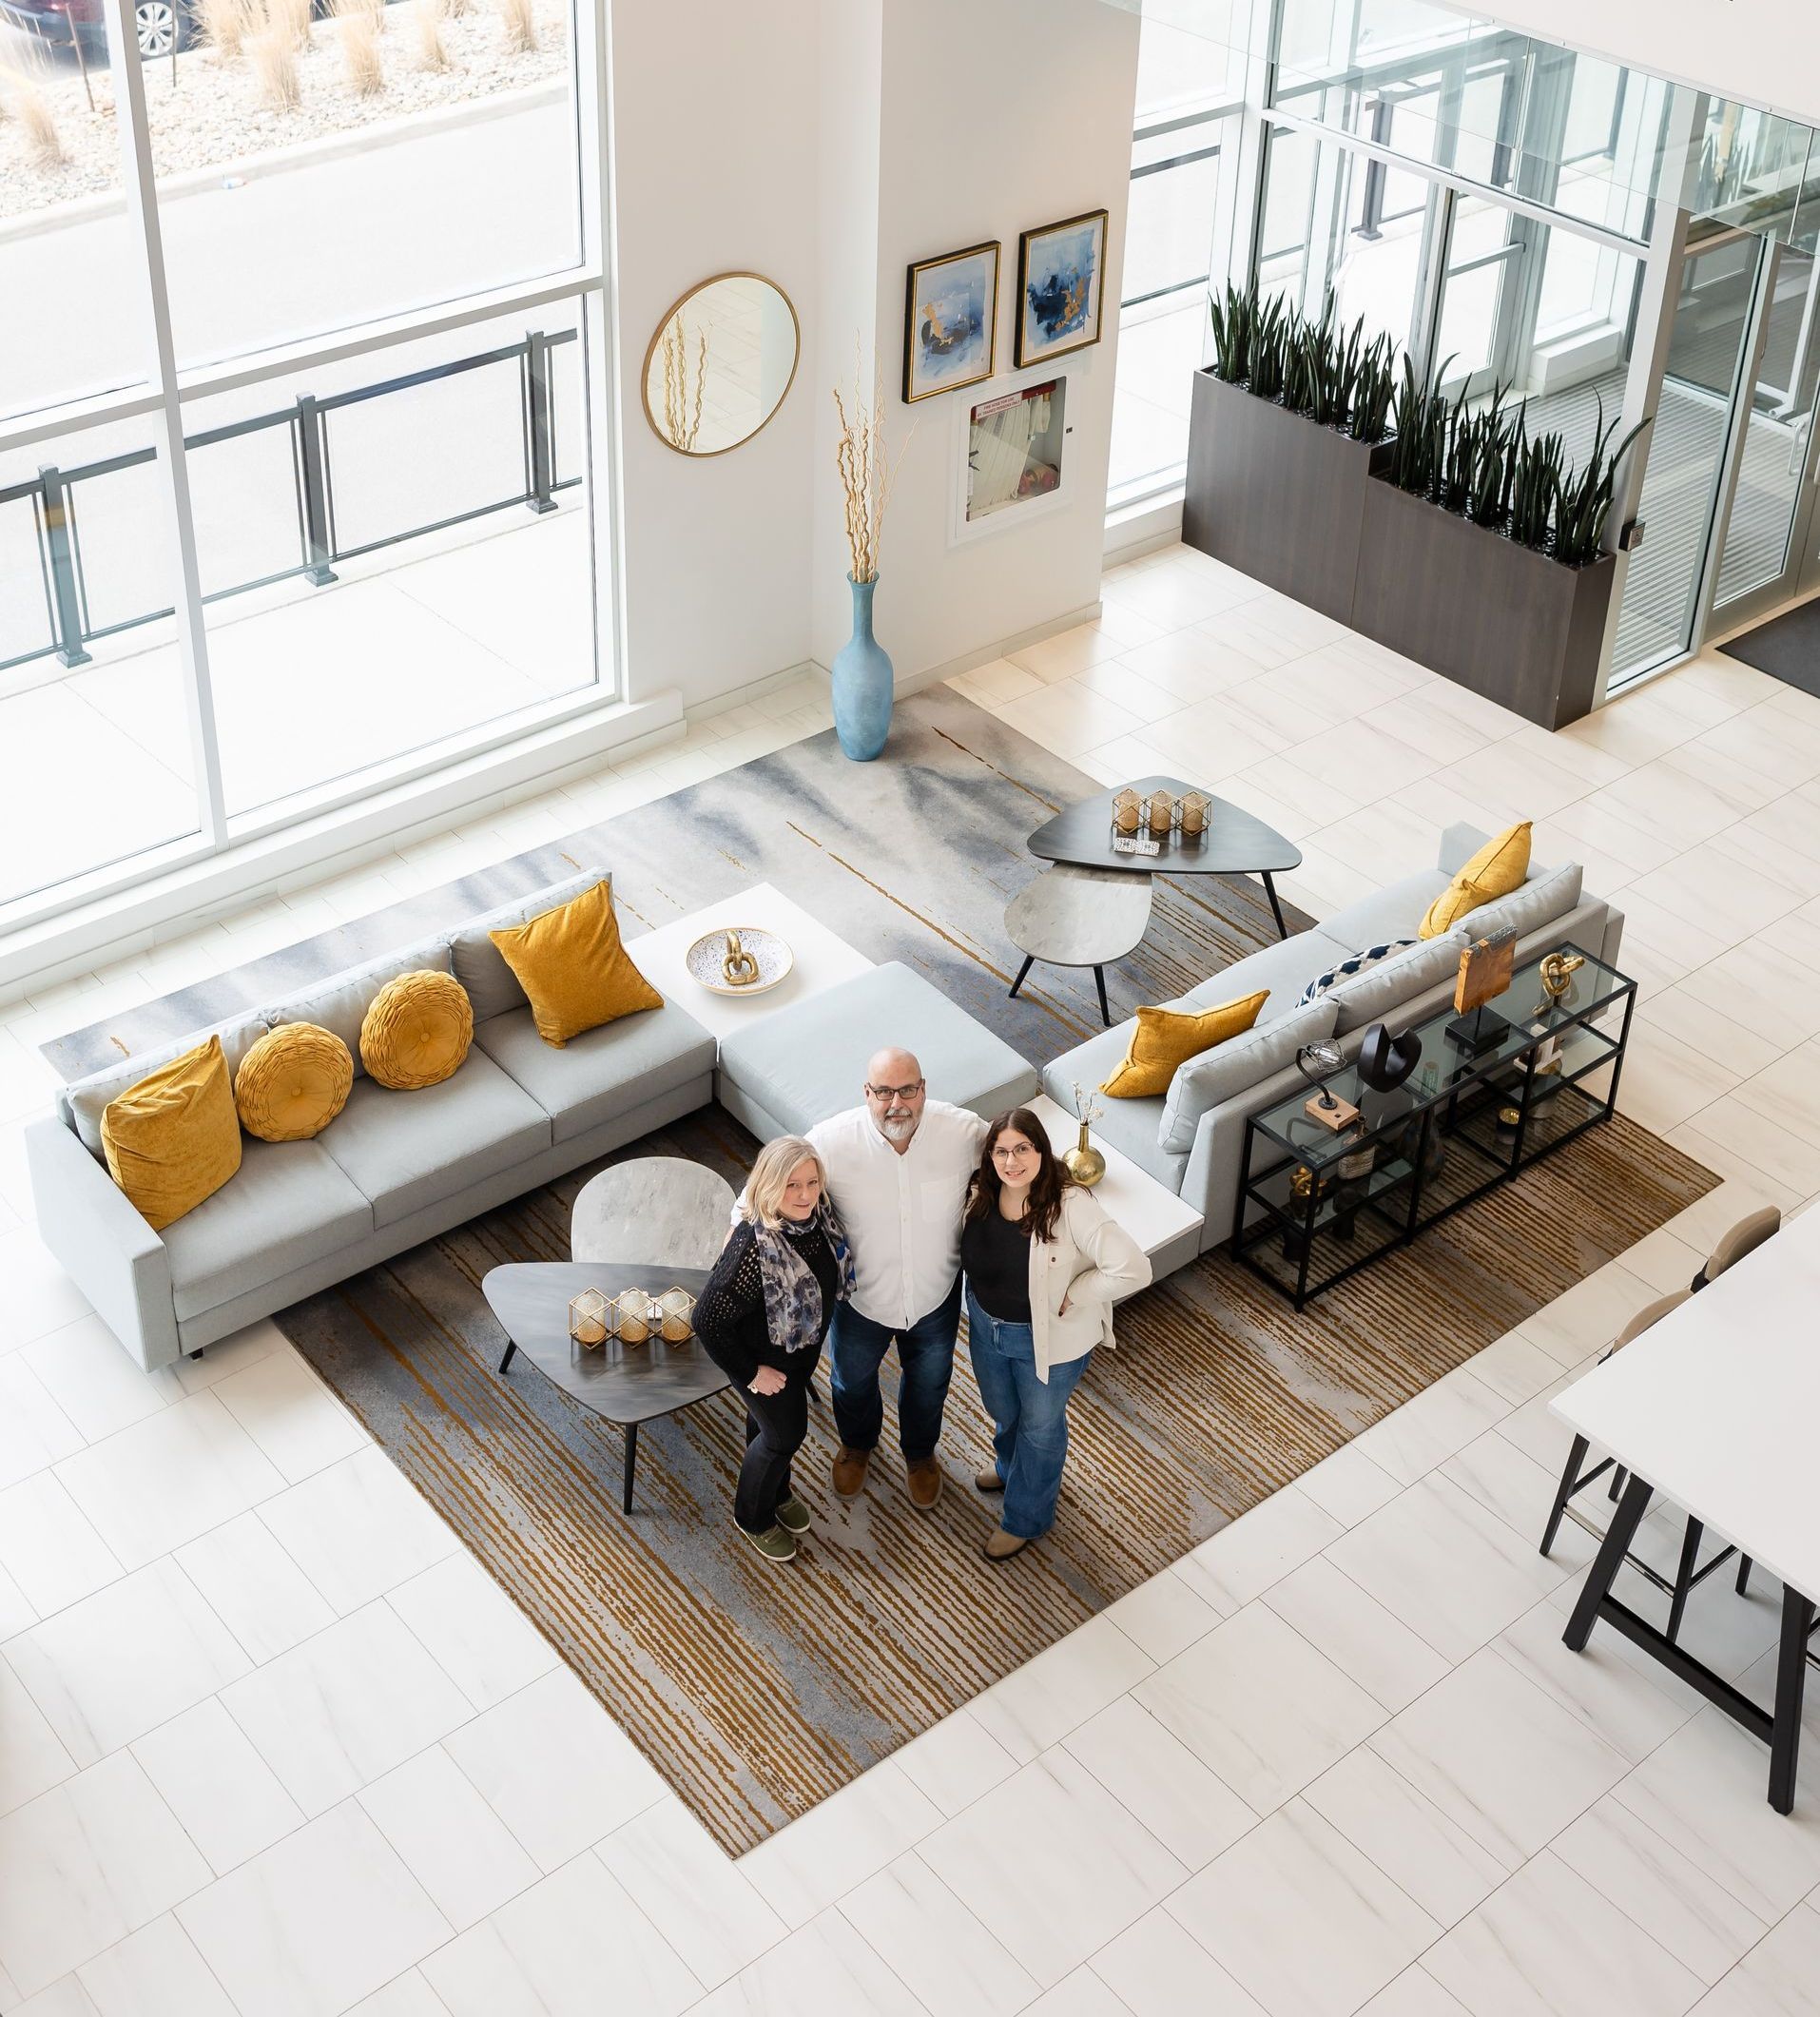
748,1197,855,1352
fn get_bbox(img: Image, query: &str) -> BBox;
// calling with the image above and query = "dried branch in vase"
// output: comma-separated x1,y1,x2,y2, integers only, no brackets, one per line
660,319,707,454
832,347,909,584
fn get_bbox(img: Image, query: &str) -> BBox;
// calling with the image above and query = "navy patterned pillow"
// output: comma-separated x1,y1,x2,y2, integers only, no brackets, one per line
1296,939,1420,1008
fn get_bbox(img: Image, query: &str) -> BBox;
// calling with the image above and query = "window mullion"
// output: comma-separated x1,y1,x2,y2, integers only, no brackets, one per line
99,0,228,852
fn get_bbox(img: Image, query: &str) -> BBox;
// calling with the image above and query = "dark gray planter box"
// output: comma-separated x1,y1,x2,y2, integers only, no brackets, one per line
1352,475,1616,729
1182,370,1384,624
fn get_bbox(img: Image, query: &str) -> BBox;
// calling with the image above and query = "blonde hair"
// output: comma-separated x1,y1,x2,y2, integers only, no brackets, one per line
739,1136,826,1230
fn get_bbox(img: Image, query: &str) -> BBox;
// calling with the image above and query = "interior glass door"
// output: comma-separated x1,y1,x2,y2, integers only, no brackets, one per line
1608,226,1768,684
1707,244,1820,628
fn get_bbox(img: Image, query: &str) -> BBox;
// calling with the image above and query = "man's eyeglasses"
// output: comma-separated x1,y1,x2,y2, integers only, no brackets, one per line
865,1080,925,1101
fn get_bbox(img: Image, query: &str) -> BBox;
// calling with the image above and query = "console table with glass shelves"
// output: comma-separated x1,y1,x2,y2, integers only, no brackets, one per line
1231,943,1636,1309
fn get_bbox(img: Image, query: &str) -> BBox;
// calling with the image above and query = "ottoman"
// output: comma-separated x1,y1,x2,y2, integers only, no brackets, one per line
715,961,1040,1141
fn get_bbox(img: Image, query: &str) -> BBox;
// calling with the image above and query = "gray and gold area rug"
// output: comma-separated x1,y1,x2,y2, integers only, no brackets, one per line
48,688,1716,1857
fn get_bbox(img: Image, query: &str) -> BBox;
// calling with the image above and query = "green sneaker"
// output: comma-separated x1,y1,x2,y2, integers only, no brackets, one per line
740,1522,798,1563
774,1494,811,1535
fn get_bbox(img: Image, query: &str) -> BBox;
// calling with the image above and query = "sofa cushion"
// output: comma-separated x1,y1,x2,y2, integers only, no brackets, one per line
1421,821,1533,938
474,999,716,1145
317,1047,550,1229
165,1136,374,1321
1296,940,1419,1008
446,869,605,1024
1181,927,1352,1024
235,1024,354,1142
264,940,455,1082
1160,996,1340,1154
1318,872,1452,954
487,879,663,1048
718,961,1038,1136
1326,933,1469,1035
359,970,474,1089
101,1036,242,1233
1456,861,1584,946
1101,991,1268,1099
63,1011,270,1157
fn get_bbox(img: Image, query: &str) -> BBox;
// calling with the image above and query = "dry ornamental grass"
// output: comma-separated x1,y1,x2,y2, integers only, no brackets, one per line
412,0,451,71
195,0,252,58
244,23,301,108
267,0,313,49
2,66,67,164
328,0,383,93
495,0,534,54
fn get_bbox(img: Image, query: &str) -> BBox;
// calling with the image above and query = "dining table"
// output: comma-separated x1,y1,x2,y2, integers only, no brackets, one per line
1553,1202,1819,1812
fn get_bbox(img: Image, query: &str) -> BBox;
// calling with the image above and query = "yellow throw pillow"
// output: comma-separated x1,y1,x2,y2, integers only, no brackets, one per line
1101,991,1268,1099
488,878,663,1047
101,1035,242,1232
235,1023,354,1141
359,971,474,1090
1420,821,1532,939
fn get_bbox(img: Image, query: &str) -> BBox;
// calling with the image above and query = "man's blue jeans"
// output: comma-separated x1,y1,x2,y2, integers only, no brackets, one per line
829,1273,962,1462
966,1290,1091,1540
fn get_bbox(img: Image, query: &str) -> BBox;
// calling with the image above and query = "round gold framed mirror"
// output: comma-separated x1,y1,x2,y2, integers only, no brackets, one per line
642,273,801,457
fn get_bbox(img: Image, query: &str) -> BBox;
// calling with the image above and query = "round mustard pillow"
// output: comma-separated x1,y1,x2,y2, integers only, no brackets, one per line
359,970,474,1090
235,1023,354,1142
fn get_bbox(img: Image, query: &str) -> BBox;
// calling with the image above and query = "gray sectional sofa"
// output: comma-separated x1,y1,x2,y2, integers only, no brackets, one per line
1041,823,1624,1253
28,824,1619,1373
26,870,717,1373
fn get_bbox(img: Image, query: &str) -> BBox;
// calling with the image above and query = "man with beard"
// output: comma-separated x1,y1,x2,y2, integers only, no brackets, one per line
804,1047,989,1509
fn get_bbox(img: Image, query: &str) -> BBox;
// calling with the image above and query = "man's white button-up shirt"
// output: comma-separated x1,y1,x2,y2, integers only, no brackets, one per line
806,1099,990,1329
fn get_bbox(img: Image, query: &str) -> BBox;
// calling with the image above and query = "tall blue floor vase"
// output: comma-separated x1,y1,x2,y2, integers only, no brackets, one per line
831,573,894,762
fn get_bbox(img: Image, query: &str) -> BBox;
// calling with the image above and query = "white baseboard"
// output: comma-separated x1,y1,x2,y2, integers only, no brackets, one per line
1105,492,1184,566
816,601,1105,702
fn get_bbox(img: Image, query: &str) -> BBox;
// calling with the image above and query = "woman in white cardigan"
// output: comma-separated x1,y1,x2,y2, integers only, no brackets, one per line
959,1107,1151,1561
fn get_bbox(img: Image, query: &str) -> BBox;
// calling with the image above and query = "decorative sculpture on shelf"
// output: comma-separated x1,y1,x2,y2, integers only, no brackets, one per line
1295,1038,1359,1132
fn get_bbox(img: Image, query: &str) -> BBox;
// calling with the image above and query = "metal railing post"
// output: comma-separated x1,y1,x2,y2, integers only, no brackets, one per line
38,465,92,668
524,330,558,514
295,393,339,584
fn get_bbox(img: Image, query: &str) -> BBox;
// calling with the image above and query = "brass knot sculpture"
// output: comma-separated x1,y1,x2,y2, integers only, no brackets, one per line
1537,950,1585,1013
721,929,761,988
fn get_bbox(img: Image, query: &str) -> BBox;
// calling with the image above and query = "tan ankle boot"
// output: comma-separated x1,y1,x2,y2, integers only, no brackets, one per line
832,1446,870,1498
983,1528,1028,1561
906,1458,942,1510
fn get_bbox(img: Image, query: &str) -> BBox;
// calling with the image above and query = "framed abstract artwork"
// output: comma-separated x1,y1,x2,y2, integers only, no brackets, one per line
902,242,1000,403
1015,209,1108,368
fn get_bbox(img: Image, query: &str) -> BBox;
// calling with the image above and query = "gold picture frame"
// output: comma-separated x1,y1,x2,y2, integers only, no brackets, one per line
903,241,1000,403
1015,208,1109,368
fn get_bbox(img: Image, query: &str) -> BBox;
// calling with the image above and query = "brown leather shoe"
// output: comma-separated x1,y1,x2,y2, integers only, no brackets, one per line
975,1464,1005,1494
832,1446,870,1498
984,1528,1028,1561
906,1458,943,1510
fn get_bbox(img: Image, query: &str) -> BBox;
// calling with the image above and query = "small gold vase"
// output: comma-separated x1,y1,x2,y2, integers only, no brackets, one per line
1063,1120,1105,1189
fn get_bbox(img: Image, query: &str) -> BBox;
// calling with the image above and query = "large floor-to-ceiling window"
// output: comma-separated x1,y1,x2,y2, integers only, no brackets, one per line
0,0,611,924
1110,0,1820,703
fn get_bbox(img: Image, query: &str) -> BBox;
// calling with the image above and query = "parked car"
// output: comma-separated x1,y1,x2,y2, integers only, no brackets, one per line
0,0,196,58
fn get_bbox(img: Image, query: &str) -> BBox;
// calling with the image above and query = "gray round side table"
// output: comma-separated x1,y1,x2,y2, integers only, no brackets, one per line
1004,863,1154,1026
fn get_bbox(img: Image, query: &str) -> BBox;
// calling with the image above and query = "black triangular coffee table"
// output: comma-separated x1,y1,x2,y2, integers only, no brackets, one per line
1026,777,1303,939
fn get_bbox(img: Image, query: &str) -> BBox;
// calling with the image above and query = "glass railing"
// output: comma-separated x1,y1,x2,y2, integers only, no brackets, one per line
0,325,580,675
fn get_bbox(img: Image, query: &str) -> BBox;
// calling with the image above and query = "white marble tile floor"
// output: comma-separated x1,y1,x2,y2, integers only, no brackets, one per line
4,544,1820,2012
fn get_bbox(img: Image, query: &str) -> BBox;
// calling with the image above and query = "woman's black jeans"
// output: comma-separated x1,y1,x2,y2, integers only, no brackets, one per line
736,1379,808,1532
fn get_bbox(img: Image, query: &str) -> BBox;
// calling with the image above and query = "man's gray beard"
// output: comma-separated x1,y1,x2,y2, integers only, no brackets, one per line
879,1111,919,1141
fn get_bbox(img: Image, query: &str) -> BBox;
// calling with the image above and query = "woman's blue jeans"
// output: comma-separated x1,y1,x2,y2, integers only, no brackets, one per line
965,1289,1091,1540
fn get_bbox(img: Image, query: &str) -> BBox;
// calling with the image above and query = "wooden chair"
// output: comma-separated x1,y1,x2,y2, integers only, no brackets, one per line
1539,1286,1744,1642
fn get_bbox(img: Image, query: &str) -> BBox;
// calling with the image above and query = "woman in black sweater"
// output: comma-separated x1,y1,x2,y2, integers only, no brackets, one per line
692,1135,852,1563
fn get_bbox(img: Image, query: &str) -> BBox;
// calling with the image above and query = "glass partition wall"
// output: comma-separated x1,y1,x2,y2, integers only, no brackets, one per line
0,0,612,925
1112,0,1820,700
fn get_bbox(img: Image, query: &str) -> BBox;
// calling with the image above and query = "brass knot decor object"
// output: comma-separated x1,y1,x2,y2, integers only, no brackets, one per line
568,1288,610,1349
1536,950,1585,1014
721,930,761,988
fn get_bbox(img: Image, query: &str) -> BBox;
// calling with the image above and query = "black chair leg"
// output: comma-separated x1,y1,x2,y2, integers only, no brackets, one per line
1667,1518,1703,1642
1094,965,1111,1027
1609,1464,1627,1503
1738,1554,1754,1598
498,1341,516,1374
1008,954,1035,1002
1539,1435,1587,1558
622,1421,638,1515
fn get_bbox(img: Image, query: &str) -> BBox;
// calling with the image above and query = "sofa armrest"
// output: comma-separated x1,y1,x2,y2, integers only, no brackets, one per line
24,1118,180,1373
1180,1056,1314,1251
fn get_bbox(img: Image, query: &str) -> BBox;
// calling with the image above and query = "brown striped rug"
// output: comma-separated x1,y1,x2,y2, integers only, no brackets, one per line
278,1105,1713,1857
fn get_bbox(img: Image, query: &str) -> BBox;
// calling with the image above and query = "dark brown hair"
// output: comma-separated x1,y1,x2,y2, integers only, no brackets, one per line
964,1106,1072,1242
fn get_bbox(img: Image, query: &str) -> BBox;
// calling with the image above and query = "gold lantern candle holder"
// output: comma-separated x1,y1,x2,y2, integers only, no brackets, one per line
1179,788,1210,838
612,1288,655,1346
568,1288,610,1351
1146,787,1174,837
1112,787,1142,836
655,1287,695,1345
